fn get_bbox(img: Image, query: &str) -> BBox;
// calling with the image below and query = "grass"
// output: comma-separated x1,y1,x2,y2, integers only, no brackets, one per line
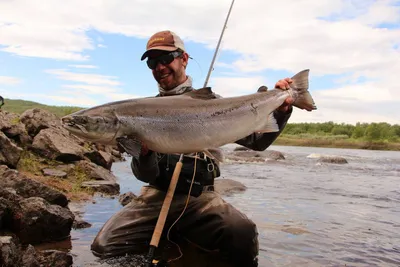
1,98,83,117
17,150,95,201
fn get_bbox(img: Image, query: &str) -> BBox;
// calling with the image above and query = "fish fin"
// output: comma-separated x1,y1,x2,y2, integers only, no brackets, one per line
184,87,217,100
203,148,224,163
255,113,280,133
116,135,142,159
257,85,268,92
290,69,317,111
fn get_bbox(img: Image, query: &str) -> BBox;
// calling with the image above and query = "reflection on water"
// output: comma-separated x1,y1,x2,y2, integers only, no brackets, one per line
67,145,400,267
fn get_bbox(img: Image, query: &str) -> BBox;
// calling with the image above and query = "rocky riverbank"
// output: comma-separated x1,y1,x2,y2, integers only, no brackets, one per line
0,108,124,266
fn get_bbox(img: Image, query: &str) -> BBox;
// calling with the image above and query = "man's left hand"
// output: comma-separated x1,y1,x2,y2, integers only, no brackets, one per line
275,78,294,113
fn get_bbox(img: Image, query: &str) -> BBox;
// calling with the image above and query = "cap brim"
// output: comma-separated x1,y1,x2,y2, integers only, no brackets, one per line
140,46,178,60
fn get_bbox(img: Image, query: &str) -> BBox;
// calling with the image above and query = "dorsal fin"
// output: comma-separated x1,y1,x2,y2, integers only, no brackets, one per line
184,87,217,100
257,85,268,92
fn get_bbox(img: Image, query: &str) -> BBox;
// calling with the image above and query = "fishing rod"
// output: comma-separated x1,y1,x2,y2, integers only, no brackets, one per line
146,1,236,266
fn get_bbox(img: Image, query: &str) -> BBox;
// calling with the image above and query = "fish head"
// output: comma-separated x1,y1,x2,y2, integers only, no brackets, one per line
61,114,121,144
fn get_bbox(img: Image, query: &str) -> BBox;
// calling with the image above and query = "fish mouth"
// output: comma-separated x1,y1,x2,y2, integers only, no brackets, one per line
61,116,88,134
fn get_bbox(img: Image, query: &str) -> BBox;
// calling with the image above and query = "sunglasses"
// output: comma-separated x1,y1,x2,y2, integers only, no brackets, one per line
146,51,183,69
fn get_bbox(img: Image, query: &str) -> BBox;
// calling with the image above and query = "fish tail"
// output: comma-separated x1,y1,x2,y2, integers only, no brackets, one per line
290,69,317,111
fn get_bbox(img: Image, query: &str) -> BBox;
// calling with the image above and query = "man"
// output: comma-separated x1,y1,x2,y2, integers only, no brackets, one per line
91,30,294,267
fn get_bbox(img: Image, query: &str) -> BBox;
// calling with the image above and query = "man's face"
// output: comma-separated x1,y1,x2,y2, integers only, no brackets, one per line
147,50,188,90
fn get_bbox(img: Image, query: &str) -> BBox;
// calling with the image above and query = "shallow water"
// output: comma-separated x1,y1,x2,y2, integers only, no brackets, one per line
65,145,399,267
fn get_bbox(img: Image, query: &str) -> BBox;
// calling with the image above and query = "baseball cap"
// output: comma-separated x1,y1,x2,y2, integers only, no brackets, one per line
140,30,186,60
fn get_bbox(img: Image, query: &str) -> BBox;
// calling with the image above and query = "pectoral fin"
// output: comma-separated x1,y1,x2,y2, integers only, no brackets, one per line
203,148,224,163
255,113,279,133
116,135,142,159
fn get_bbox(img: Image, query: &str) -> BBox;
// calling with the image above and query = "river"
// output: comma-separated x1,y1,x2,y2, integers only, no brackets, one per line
63,145,399,267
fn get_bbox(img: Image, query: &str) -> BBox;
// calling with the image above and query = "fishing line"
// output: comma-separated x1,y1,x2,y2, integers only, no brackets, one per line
188,56,204,83
166,152,198,263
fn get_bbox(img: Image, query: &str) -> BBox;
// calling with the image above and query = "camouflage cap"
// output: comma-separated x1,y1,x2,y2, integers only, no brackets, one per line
140,30,186,60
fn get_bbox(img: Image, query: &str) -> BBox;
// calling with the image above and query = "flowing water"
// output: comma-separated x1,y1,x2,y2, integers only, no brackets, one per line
64,145,399,267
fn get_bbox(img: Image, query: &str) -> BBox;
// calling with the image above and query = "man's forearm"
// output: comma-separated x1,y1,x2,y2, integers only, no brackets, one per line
130,151,159,183
235,108,292,151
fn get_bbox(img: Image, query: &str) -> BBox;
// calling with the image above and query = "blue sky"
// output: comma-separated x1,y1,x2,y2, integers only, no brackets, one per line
0,0,399,124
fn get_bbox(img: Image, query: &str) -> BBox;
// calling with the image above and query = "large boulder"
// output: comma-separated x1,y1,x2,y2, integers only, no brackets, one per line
17,197,74,244
76,160,117,182
226,147,285,163
0,165,68,207
0,236,21,267
0,236,72,267
0,132,23,168
31,128,88,163
0,110,31,146
84,150,114,170
19,108,61,137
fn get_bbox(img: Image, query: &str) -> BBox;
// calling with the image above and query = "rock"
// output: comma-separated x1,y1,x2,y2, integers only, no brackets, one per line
19,108,61,137
0,166,68,207
17,197,74,244
84,150,114,170
224,155,265,163
263,150,285,160
54,164,75,173
31,128,88,163
0,110,31,146
38,250,73,267
0,131,23,168
233,151,263,158
233,146,251,151
318,156,348,164
72,217,92,229
0,235,21,267
119,191,137,206
214,179,247,196
76,160,117,182
225,149,285,163
81,181,120,195
22,245,40,267
42,168,67,178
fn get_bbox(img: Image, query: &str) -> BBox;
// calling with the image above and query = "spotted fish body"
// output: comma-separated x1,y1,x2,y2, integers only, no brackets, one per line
61,69,316,161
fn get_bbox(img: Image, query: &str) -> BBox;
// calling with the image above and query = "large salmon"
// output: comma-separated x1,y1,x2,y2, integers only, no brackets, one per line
61,69,316,162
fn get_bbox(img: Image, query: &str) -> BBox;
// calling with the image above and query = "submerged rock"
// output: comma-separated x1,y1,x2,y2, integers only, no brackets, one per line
214,179,247,196
318,156,348,164
119,191,138,206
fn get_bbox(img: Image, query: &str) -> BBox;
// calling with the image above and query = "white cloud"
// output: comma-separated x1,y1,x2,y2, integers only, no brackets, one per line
0,76,22,85
69,65,99,69
45,69,121,86
211,76,268,97
45,68,142,105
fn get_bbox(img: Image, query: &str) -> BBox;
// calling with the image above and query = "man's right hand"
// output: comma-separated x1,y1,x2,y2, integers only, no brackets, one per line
140,143,149,156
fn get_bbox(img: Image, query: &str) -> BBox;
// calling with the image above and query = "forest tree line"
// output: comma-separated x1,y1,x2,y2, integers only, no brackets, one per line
281,121,400,142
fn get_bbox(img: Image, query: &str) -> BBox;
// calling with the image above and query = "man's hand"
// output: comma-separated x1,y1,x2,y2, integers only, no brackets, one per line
275,78,294,113
140,143,149,156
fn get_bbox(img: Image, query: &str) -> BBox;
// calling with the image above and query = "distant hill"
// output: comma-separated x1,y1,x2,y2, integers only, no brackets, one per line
1,98,84,117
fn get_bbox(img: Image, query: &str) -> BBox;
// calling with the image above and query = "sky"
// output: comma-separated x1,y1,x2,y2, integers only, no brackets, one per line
0,0,399,125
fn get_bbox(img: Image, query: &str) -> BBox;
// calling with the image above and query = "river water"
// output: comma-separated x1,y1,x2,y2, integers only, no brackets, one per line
65,145,399,267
